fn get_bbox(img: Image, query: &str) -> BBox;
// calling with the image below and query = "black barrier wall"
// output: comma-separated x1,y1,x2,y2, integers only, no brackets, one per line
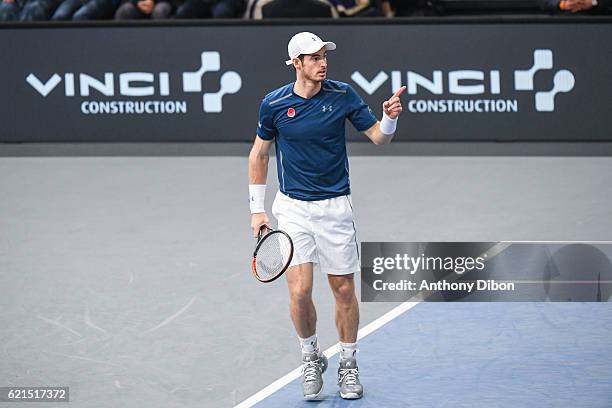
1,20,611,142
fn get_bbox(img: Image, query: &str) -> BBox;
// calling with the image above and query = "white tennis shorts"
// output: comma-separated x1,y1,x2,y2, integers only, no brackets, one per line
271,191,360,275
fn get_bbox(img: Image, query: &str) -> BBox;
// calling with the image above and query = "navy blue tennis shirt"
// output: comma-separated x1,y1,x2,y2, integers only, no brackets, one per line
256,79,377,201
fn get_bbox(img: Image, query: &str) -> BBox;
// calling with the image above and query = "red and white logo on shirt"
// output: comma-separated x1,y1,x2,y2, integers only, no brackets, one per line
287,108,296,118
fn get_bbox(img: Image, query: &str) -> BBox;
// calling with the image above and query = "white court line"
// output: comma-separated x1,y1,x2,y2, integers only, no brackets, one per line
233,301,419,408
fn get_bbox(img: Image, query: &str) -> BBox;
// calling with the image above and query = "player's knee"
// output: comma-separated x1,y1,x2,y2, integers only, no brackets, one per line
333,281,355,304
289,286,312,306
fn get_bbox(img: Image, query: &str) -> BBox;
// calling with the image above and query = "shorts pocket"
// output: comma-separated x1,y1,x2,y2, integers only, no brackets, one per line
271,192,281,219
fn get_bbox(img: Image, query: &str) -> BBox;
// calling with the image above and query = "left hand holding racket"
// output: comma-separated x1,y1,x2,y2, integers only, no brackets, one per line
251,212,271,238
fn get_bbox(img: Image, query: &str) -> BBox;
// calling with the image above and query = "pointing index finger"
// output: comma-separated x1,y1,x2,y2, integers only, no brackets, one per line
392,86,407,98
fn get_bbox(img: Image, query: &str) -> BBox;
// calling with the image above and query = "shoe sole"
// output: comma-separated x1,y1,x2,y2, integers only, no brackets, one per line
303,386,323,400
340,391,363,399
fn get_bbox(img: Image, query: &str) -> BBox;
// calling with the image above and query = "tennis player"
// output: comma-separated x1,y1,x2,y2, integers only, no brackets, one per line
248,31,404,400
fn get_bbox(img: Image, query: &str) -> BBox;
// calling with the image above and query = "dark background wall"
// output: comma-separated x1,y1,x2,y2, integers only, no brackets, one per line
1,20,611,142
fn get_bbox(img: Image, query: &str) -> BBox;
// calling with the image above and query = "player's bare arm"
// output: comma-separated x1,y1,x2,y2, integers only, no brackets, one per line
364,86,406,145
249,135,272,236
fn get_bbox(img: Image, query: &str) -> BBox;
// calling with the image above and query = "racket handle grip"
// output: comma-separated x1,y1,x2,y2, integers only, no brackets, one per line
257,225,271,239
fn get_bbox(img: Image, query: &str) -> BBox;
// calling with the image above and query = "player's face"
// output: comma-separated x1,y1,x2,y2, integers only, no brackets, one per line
299,48,328,82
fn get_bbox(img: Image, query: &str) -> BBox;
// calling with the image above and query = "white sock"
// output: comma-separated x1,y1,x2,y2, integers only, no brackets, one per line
299,334,320,356
340,342,358,360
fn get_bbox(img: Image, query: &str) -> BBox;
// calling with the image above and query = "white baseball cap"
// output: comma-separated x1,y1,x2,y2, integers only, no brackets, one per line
285,32,336,66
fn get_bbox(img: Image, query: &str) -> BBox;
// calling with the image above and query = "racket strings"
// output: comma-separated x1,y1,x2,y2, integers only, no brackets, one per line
256,233,292,279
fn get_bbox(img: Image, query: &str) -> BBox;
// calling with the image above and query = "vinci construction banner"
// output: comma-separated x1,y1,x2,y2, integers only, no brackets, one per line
1,22,611,142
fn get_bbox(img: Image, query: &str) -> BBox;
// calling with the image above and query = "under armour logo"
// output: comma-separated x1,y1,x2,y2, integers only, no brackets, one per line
322,105,333,112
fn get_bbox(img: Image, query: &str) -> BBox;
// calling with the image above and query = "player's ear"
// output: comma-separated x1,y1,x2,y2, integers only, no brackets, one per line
293,55,306,71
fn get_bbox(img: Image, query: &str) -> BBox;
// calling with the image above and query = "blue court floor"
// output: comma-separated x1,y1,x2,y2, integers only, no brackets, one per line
254,303,612,407
2,156,611,407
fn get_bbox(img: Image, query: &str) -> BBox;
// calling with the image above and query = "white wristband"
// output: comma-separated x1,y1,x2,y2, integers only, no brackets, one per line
380,112,398,135
249,184,266,214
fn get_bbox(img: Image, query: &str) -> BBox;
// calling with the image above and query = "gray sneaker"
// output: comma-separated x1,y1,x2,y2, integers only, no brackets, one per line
301,352,328,400
337,358,363,399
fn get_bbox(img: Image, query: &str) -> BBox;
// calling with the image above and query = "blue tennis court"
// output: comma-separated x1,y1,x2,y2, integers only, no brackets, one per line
253,302,612,407
2,156,611,408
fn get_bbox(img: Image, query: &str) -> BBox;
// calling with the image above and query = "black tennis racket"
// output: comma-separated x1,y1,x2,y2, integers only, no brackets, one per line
252,226,294,283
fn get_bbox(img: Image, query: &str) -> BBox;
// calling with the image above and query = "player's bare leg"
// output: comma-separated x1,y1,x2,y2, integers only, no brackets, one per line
286,262,327,399
286,262,316,337
327,274,359,342
328,273,363,399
